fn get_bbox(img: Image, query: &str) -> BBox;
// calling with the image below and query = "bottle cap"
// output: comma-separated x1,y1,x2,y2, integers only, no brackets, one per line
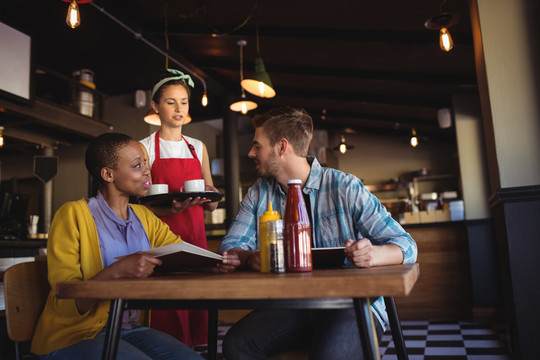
287,179,302,185
263,201,279,216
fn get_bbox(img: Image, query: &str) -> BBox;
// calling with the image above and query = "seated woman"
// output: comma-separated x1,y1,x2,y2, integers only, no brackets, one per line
31,133,205,360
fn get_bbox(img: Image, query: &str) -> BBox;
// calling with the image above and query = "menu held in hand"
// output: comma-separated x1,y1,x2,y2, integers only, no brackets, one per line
116,241,223,273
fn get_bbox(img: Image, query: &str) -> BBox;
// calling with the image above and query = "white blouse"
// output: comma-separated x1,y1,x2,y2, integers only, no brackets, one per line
139,132,203,168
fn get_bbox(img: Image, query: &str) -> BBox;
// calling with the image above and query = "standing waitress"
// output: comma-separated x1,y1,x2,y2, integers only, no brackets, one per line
140,69,218,347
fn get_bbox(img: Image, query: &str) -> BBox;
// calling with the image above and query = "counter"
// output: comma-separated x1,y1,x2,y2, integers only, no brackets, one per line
396,221,473,320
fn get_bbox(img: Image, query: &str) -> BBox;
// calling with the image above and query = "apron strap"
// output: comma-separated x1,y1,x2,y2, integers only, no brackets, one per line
154,130,162,160
182,135,199,161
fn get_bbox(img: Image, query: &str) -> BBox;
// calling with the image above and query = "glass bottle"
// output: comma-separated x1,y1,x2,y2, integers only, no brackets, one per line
284,179,312,272
258,201,281,273
268,219,285,273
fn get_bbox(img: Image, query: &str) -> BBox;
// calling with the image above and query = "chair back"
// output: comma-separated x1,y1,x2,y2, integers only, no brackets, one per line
3,256,49,342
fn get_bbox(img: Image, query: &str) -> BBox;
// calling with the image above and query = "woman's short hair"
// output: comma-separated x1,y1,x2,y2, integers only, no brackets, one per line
85,133,133,186
151,69,192,103
252,107,313,156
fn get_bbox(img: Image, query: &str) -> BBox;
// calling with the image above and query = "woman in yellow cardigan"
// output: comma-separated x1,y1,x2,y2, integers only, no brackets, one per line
31,133,206,360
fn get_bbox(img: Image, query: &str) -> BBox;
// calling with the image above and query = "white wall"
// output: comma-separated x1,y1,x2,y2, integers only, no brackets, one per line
477,0,540,187
334,132,458,185
454,94,491,220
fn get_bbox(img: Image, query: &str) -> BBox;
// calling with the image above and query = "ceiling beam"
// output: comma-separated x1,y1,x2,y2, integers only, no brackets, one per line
147,24,474,46
198,60,477,86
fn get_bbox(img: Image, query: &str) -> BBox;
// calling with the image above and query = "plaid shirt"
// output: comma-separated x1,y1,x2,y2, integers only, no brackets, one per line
218,157,417,327
219,157,416,259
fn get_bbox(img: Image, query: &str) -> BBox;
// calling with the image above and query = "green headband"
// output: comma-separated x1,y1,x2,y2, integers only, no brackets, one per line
151,69,195,99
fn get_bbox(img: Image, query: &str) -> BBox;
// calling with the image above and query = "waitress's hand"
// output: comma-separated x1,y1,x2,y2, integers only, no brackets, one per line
205,184,218,192
171,196,211,214
203,184,219,211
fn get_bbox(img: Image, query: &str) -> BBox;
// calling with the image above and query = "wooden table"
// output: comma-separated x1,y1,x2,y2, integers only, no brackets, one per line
56,263,419,360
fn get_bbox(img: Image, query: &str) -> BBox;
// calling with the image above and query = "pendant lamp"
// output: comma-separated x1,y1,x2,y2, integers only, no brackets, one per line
62,0,94,29
333,135,354,154
424,0,459,52
410,128,419,147
144,109,192,126
241,26,275,98
230,40,257,114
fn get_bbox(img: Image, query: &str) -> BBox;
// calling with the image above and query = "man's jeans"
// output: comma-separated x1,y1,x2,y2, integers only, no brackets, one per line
223,308,384,360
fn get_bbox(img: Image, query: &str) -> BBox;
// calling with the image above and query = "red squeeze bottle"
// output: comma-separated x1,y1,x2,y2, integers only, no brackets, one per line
284,179,313,272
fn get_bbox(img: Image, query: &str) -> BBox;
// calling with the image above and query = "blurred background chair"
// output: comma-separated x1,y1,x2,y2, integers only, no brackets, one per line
3,256,49,360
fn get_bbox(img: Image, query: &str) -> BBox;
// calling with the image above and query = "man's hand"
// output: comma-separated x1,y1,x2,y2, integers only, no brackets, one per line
216,251,241,273
216,248,260,272
246,250,261,271
344,239,404,268
344,238,375,268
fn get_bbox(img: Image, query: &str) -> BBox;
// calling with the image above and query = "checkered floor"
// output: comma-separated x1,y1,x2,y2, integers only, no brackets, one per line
380,320,509,360
195,320,509,360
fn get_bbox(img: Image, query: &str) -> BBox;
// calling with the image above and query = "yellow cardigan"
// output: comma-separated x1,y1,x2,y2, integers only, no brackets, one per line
31,198,181,355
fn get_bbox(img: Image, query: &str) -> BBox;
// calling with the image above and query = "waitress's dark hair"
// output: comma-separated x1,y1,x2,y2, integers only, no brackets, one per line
85,133,133,187
151,69,192,103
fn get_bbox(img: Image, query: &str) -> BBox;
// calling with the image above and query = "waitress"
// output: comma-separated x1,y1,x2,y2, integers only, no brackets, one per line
140,69,218,347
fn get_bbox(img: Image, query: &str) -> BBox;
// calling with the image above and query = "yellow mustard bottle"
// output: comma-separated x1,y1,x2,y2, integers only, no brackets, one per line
258,201,282,273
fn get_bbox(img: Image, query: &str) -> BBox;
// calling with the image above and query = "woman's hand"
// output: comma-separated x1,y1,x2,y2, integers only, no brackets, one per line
105,252,162,279
76,252,162,314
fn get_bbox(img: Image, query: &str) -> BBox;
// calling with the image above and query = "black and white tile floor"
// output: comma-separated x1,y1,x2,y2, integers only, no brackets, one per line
195,320,509,360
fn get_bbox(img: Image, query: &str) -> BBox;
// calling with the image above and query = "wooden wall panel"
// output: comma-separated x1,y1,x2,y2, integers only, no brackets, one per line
395,223,473,320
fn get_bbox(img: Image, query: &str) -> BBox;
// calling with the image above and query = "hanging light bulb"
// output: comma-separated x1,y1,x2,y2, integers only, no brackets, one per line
439,28,454,52
66,0,81,28
202,92,208,107
332,135,354,154
230,40,258,114
424,1,459,52
0,126,4,148
63,0,93,29
410,129,418,147
230,93,257,114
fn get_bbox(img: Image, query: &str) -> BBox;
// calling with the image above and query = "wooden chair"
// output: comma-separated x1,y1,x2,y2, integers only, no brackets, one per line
3,256,49,360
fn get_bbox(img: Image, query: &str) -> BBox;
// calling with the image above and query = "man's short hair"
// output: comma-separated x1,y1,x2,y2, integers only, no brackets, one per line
85,133,133,187
252,107,313,156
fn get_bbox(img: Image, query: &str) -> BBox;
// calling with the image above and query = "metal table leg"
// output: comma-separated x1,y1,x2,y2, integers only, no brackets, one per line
384,297,408,360
102,299,125,360
353,298,381,360
207,309,218,360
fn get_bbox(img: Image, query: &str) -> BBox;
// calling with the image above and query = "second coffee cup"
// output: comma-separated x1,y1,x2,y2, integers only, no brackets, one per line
148,184,169,195
181,179,205,192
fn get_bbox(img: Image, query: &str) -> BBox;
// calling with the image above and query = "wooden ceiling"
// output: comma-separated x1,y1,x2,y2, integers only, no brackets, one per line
0,0,477,147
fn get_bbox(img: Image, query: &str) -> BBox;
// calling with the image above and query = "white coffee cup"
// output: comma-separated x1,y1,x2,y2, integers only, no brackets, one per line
181,179,205,192
148,184,169,195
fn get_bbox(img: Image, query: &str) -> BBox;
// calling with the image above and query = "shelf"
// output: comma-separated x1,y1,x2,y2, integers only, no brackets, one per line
365,182,411,192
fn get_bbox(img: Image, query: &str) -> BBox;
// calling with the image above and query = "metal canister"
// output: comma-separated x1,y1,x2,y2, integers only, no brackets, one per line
268,219,285,273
